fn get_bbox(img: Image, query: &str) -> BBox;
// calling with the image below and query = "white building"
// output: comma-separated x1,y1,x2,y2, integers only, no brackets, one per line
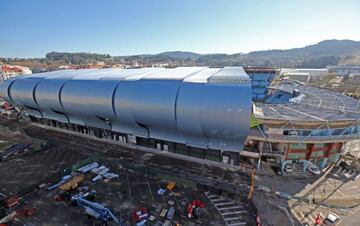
327,65,360,76
0,65,32,80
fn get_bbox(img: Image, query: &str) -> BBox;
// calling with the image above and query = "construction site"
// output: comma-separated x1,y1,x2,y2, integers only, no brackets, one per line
0,118,258,226
0,66,360,225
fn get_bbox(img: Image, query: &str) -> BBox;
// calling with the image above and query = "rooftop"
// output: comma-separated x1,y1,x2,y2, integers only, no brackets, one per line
20,67,250,84
255,80,360,122
1,65,23,73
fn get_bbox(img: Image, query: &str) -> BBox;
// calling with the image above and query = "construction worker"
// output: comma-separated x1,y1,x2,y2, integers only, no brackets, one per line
314,214,321,225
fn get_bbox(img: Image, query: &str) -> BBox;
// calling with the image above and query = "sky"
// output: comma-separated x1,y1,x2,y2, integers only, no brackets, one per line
0,0,360,58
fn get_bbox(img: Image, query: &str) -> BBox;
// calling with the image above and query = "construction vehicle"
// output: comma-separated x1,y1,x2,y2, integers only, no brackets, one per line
131,207,148,222
166,181,176,191
66,189,97,204
160,208,168,218
59,174,84,191
71,196,125,225
54,190,71,201
0,206,35,224
4,196,19,209
187,199,205,218
166,207,175,220
48,175,71,191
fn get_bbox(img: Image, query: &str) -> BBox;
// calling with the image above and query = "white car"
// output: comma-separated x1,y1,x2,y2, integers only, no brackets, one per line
307,162,321,175
323,213,340,226
284,164,293,173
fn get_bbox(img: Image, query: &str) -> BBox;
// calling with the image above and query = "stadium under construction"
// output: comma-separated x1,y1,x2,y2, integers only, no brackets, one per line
0,67,359,173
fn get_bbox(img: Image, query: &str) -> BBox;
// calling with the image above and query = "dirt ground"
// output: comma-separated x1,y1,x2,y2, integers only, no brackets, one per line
0,118,257,226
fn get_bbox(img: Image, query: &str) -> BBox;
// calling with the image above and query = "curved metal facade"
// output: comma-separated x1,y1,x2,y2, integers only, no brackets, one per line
0,67,252,152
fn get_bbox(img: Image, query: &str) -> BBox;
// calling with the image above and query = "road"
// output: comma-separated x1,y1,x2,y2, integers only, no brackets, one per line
288,163,360,225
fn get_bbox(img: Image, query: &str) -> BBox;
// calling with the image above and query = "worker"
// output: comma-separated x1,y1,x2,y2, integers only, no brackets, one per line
314,214,321,225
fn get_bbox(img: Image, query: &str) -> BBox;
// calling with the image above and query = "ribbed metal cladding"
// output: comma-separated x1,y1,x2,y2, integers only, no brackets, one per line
0,67,252,152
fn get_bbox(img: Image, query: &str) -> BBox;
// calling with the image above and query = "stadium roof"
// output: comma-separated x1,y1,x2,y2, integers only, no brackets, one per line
0,67,252,152
255,81,360,122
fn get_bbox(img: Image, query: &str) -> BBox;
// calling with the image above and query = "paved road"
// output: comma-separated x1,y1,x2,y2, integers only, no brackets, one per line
289,163,360,226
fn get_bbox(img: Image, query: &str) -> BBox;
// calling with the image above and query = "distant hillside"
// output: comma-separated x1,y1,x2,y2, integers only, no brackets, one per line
157,51,201,60
2,39,360,69
120,39,360,68
46,51,111,64
194,39,360,68
248,39,360,57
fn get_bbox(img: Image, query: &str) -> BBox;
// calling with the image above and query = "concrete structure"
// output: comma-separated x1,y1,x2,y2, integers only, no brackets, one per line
0,67,252,164
280,68,328,84
327,65,360,76
247,79,360,172
1,67,360,171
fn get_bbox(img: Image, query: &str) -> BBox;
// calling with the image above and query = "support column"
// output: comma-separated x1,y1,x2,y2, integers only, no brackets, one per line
332,153,341,163
321,143,334,169
319,158,328,169
303,160,310,172
326,143,334,158
281,158,286,173
257,141,264,170
306,144,315,160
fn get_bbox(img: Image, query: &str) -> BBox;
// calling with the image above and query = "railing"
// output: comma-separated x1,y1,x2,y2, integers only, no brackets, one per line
249,129,359,142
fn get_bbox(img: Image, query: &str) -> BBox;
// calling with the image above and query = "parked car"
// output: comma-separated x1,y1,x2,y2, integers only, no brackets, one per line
323,212,340,226
307,162,321,175
284,164,293,173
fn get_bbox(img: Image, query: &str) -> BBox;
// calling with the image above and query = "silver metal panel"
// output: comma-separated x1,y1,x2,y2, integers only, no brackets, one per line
0,79,16,104
176,82,207,147
112,81,149,137
183,68,221,83
201,83,252,151
142,67,206,80
176,77,252,151
23,107,43,118
35,79,70,123
1,67,253,152
130,80,183,142
208,67,250,84
80,67,160,80
8,78,42,109
61,80,119,128
23,69,91,79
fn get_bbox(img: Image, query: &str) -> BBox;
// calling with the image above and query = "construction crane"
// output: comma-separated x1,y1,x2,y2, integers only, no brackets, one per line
248,168,255,200
71,196,125,226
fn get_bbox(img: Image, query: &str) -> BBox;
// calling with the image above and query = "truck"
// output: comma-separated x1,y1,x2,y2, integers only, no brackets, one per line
71,196,126,226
